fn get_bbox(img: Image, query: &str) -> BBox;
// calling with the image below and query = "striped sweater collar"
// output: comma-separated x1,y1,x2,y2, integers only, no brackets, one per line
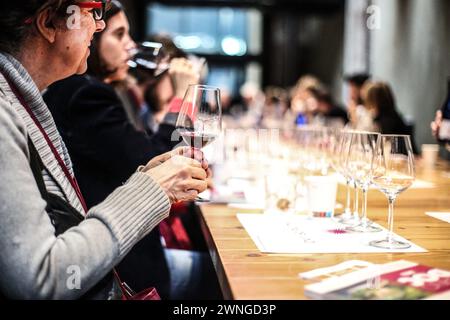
0,52,85,214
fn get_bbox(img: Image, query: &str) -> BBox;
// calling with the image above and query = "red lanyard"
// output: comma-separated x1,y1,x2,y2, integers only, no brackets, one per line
5,78,88,213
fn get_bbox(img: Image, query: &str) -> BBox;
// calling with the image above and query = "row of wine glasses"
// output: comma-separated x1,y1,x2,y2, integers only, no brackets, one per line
342,131,381,233
332,130,415,249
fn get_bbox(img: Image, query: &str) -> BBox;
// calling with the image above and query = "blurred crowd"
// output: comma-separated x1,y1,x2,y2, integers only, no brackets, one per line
221,74,418,156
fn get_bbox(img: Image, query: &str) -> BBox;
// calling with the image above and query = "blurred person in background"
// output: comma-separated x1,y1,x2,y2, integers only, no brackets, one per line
344,73,375,131
125,33,208,134
289,75,322,127
431,110,450,153
139,34,209,134
306,86,348,128
361,81,418,154
345,73,370,106
229,82,265,129
260,86,289,129
43,0,220,300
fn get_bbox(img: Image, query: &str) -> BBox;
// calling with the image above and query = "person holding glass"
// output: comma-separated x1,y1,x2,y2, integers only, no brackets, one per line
0,0,210,299
42,1,221,300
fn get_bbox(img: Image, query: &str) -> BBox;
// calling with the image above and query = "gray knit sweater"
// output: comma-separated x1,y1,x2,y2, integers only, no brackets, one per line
0,53,171,299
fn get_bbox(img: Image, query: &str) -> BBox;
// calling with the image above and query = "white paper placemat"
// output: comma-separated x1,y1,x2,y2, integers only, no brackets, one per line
426,212,450,224
237,213,426,254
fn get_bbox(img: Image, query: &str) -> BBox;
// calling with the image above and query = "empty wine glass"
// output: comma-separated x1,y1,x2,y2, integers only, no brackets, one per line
327,129,352,219
369,134,415,249
337,131,360,225
176,85,222,202
345,132,382,233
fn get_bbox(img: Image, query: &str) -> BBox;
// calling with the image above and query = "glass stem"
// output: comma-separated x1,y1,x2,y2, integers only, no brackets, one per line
345,180,351,214
387,197,396,244
353,185,359,219
362,189,368,227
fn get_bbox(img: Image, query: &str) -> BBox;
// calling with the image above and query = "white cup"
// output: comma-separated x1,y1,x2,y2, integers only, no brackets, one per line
304,175,337,218
422,144,439,168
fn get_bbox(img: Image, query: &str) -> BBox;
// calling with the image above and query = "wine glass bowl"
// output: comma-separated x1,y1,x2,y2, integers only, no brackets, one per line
128,41,169,77
369,134,415,249
175,85,222,202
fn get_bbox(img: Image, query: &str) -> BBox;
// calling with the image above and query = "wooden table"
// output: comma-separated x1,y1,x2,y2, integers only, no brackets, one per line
198,160,450,299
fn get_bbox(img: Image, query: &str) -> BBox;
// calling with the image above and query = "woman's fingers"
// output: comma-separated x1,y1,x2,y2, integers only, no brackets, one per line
183,189,199,201
183,179,208,194
206,168,213,180
189,166,207,180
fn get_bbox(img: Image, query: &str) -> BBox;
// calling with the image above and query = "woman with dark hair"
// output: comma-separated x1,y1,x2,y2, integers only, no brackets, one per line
362,81,418,154
0,0,209,299
43,1,220,300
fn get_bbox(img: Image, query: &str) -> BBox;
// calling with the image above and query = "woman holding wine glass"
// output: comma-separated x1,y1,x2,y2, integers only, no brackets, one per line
42,1,221,299
370,134,415,249
0,0,214,299
175,84,223,202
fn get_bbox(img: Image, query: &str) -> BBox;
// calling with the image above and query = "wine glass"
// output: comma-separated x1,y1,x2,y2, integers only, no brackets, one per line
128,41,169,77
176,85,222,202
369,134,415,249
326,129,351,221
336,131,360,225
345,132,382,233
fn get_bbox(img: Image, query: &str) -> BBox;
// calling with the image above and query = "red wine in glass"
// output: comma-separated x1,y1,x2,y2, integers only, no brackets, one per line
179,130,218,149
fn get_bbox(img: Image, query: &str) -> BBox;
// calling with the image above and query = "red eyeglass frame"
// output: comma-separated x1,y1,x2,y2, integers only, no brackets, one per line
77,0,107,21
77,1,103,10
24,0,109,25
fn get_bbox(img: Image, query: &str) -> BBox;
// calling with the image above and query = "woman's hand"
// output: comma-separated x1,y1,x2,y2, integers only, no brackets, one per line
431,110,442,139
143,147,208,170
142,147,210,203
169,58,200,98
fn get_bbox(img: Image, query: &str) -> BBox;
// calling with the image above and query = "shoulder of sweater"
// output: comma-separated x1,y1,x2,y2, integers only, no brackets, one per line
0,76,27,134
0,95,29,156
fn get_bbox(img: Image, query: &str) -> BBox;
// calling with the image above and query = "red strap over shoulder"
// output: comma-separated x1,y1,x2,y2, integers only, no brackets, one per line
4,75,88,213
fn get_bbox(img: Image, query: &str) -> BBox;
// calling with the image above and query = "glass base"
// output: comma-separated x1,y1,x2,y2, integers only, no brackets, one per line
369,238,411,249
337,214,360,225
346,222,382,233
194,196,210,203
